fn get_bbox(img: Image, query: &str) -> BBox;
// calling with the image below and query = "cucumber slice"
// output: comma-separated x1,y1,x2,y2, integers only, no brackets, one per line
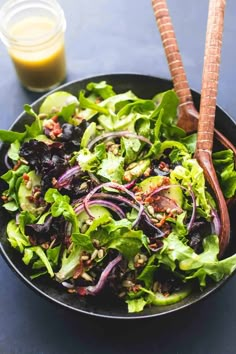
77,205,111,227
139,176,183,207
139,176,164,194
150,284,192,306
18,171,44,216
39,91,79,115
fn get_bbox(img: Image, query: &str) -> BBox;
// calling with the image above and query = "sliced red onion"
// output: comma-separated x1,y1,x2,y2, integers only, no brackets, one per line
77,254,122,296
83,182,144,228
92,192,139,210
55,165,82,188
4,154,13,170
211,208,221,236
149,184,196,232
87,131,152,150
85,192,164,237
123,179,137,189
74,199,126,219
89,172,137,188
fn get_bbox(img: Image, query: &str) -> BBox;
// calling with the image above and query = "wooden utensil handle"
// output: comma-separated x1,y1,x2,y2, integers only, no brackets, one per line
197,0,226,153
152,0,192,106
196,0,229,257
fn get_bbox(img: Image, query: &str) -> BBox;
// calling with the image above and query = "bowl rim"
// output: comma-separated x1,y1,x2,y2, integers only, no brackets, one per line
0,72,235,319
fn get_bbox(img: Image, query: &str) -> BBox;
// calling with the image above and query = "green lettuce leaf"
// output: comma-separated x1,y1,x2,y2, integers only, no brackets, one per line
117,99,155,118
55,245,81,282
59,103,77,123
157,233,236,287
86,81,116,99
137,265,157,288
80,91,138,121
24,104,38,119
8,140,20,161
22,246,54,277
75,144,106,172
126,298,147,313
44,189,78,232
31,244,62,270
121,137,141,164
7,219,30,253
171,158,211,217
213,149,236,198
107,229,145,261
0,130,26,143
97,152,125,183
79,90,109,115
72,232,95,252
1,164,30,210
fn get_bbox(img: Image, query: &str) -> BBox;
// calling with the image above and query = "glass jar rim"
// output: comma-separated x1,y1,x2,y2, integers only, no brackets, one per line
0,0,66,49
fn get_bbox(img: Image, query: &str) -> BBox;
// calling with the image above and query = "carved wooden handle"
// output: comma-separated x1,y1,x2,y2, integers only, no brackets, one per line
197,0,226,153
196,0,230,257
152,0,192,106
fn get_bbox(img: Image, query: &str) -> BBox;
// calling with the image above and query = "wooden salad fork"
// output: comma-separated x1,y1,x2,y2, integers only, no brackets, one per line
152,0,236,166
152,0,231,256
195,0,230,257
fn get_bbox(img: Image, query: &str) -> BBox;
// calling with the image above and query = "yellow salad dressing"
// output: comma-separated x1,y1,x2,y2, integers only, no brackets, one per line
8,16,66,91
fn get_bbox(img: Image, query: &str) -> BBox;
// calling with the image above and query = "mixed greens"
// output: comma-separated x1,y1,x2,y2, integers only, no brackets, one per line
0,81,236,313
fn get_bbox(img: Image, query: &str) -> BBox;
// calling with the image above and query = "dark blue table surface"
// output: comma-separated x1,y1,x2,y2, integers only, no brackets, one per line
0,1,236,353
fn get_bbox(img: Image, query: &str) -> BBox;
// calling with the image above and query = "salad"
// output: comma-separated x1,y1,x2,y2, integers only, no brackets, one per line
0,81,236,313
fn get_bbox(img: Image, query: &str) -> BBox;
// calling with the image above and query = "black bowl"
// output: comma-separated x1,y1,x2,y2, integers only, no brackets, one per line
0,74,236,319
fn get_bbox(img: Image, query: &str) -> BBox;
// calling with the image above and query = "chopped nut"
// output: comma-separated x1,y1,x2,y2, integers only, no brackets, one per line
97,249,104,259
92,239,100,248
26,180,32,190
81,255,89,261
122,280,134,288
90,249,98,261
79,182,88,190
38,113,48,119
137,258,145,265
85,219,93,226
143,167,151,177
153,281,160,293
51,106,60,114
147,205,155,216
81,223,88,233
81,272,93,282
127,162,138,170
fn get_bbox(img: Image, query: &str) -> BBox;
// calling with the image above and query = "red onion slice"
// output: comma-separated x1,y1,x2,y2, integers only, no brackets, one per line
77,192,164,238
4,153,13,170
55,165,82,188
83,182,144,228
123,179,137,189
211,208,221,236
74,199,126,219
77,254,122,295
149,184,196,231
87,131,152,150
92,192,139,210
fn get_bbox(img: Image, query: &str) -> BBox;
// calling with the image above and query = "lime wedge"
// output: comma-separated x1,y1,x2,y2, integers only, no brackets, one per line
39,91,79,115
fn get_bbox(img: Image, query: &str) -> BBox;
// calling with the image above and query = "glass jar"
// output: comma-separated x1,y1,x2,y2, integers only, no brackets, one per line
0,0,67,92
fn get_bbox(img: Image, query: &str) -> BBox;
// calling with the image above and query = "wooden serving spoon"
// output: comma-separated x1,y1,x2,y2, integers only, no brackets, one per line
195,0,230,257
152,0,236,165
152,0,230,256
